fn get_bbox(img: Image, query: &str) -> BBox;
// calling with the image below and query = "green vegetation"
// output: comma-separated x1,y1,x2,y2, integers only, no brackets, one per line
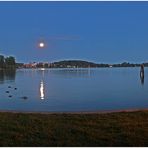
0,55,16,69
16,63,24,68
49,60,147,68
50,60,109,68
19,60,148,69
23,60,144,68
0,111,148,146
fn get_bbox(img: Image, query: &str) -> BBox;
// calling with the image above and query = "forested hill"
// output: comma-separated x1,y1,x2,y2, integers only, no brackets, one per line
50,60,145,68
50,60,109,68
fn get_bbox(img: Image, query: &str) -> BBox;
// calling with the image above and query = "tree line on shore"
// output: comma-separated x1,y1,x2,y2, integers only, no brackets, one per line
0,55,146,69
0,55,16,69
49,61,144,68
21,60,146,68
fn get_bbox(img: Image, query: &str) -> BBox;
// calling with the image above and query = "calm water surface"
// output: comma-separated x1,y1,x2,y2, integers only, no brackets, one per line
0,68,148,112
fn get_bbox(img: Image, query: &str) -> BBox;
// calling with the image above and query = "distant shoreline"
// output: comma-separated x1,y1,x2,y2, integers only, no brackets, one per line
0,108,147,114
16,66,143,70
16,60,146,69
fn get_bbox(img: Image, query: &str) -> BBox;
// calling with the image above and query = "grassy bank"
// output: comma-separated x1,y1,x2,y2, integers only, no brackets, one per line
0,110,148,146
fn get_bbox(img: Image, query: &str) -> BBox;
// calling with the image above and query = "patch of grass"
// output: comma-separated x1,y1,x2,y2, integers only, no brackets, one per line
0,111,147,146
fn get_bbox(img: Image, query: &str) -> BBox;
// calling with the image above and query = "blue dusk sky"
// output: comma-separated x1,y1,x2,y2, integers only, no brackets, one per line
0,1,148,64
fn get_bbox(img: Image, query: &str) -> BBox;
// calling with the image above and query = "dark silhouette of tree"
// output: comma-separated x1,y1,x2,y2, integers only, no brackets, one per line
5,56,16,69
0,55,5,69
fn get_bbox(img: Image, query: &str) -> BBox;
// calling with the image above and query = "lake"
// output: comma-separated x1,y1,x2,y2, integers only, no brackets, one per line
0,67,147,112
